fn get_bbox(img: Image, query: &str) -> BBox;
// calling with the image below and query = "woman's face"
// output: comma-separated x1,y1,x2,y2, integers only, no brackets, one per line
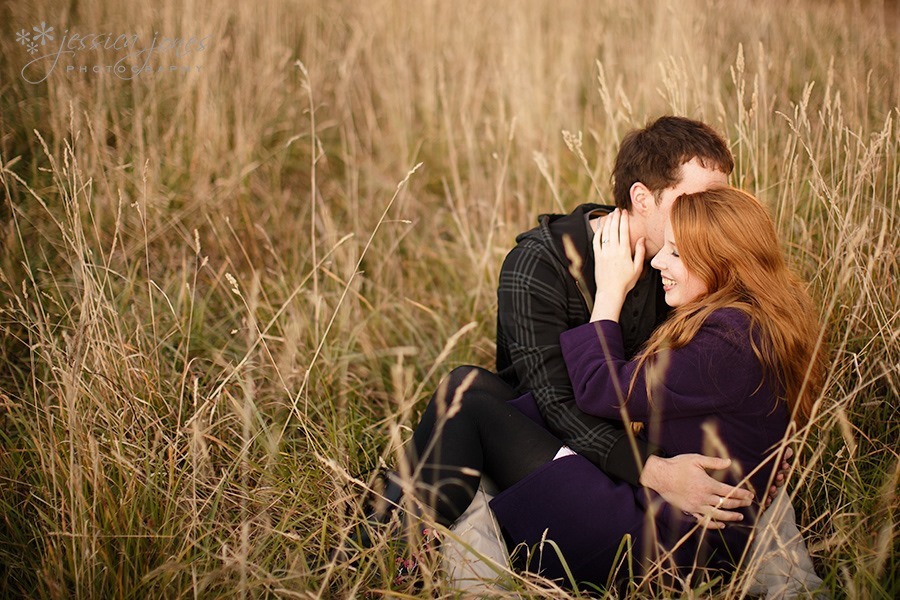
650,222,709,307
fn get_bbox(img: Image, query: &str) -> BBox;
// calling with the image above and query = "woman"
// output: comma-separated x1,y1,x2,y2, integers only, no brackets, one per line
356,187,824,587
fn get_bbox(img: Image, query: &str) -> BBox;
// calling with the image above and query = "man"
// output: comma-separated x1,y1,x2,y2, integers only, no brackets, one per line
497,115,764,522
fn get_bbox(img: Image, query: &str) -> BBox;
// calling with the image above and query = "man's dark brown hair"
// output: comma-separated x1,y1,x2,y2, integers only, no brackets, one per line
612,116,734,209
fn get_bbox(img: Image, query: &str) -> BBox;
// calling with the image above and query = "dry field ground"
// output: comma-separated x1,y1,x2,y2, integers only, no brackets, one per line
0,0,897,597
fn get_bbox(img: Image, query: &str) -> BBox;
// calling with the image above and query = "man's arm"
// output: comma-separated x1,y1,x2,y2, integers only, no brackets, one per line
498,241,659,485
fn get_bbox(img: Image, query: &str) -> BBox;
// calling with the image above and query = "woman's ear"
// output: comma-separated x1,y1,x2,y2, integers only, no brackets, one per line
630,182,654,215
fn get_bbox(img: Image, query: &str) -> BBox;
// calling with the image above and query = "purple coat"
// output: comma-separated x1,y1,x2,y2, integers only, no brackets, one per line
489,308,789,586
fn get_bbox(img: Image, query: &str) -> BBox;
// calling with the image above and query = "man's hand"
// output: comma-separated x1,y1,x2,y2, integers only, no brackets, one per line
640,454,753,530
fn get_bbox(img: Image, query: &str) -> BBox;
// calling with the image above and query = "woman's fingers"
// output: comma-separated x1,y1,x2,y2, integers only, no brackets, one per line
618,207,630,245
595,209,619,257
592,223,602,254
596,209,640,252
602,210,615,246
614,208,623,243
633,237,646,270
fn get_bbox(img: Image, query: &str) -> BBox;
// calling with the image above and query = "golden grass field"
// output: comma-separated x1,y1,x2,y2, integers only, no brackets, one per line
0,0,897,597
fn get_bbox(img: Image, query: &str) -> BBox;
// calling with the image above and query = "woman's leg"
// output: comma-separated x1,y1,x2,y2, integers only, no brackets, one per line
404,366,563,526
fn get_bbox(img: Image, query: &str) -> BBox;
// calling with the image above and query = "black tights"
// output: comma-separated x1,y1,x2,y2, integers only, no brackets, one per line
403,366,563,526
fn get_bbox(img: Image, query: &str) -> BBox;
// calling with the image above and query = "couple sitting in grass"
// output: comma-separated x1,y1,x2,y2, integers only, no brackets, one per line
341,116,826,592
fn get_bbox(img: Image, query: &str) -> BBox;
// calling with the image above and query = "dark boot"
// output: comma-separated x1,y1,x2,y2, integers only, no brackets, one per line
332,470,404,563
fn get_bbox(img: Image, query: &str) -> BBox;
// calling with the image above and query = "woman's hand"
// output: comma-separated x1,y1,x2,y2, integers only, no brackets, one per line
764,446,794,509
590,209,645,322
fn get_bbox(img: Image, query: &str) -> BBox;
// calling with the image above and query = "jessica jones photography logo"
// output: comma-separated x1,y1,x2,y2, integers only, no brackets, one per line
14,21,211,84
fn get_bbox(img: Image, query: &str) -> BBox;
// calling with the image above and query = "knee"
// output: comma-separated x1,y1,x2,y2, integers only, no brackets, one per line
442,365,504,402
435,366,487,410
437,366,509,412
444,365,493,391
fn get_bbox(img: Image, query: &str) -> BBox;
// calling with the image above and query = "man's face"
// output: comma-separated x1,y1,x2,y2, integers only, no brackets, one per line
643,157,727,257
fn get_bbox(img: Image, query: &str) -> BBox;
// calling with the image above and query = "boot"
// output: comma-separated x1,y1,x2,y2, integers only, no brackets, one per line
332,470,404,563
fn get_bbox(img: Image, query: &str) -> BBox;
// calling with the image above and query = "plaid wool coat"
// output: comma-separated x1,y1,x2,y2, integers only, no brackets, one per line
495,203,669,485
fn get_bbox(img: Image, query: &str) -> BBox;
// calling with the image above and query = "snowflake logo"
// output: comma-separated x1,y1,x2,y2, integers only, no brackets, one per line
27,41,39,55
32,22,54,46
16,29,31,45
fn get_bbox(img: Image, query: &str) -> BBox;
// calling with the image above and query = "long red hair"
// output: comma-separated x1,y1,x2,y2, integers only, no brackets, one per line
632,187,825,425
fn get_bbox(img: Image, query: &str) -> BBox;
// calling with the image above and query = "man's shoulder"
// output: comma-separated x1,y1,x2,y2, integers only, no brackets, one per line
506,202,607,262
514,202,605,241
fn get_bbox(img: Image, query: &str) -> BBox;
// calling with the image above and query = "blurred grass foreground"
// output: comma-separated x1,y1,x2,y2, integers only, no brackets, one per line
0,0,897,597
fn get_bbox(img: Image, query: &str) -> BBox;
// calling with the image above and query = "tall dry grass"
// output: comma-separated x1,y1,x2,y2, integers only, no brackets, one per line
0,0,896,597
